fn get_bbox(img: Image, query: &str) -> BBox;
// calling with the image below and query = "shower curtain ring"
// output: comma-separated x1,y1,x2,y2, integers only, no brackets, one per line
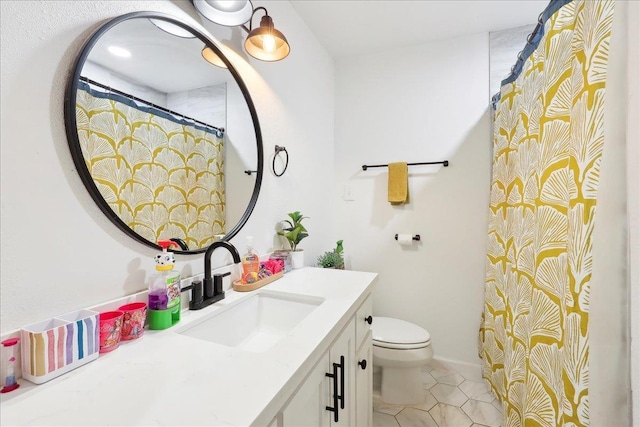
527,32,535,44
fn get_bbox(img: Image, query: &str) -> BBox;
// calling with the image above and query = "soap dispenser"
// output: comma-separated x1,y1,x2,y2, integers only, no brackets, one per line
147,240,181,330
241,236,260,284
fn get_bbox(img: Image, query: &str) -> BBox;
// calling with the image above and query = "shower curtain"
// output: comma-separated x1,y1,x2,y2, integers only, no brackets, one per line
76,83,225,249
479,1,615,426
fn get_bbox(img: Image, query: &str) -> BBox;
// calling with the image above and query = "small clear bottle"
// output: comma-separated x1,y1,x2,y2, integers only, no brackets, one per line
241,236,260,284
1,338,20,393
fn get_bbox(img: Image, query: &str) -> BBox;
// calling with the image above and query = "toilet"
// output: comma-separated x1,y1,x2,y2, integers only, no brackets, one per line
372,316,433,405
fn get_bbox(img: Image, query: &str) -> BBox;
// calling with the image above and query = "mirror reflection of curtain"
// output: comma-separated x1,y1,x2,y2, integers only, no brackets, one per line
76,83,225,249
479,0,614,426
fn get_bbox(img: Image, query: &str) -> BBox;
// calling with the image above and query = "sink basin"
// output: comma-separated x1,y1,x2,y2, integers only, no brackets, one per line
177,290,325,353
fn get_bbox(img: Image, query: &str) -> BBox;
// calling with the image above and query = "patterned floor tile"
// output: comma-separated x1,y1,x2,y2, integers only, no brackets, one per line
462,400,502,427
430,383,469,407
421,370,437,389
429,403,473,427
373,410,401,427
374,400,405,416
430,368,465,386
372,364,502,427
458,380,495,403
406,389,438,412
396,408,439,427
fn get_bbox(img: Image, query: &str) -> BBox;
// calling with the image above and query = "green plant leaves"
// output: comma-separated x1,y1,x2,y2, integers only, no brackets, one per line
277,211,309,251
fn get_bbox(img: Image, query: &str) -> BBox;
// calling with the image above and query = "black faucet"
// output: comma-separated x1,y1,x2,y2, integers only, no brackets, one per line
186,241,241,310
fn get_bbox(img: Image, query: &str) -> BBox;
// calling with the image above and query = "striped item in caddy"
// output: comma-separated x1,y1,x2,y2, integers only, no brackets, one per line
20,310,100,384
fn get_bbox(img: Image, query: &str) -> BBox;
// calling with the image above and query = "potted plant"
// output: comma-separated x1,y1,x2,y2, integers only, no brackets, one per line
317,240,345,269
277,211,309,269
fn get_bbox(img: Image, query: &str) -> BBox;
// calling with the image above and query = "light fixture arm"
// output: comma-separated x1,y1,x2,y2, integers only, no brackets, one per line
241,6,269,33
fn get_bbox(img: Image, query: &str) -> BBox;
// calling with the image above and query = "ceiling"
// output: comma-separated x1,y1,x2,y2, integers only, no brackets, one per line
289,0,549,59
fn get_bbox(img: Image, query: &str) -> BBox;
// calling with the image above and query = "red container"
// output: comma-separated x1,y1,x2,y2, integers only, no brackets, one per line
99,311,123,354
118,302,147,341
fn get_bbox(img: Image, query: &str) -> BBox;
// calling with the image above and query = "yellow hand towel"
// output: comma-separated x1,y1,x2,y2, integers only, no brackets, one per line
388,162,408,204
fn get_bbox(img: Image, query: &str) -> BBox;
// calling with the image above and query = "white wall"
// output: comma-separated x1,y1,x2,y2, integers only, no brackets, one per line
334,33,491,366
82,60,168,106
589,1,632,425
627,3,640,425
0,0,335,333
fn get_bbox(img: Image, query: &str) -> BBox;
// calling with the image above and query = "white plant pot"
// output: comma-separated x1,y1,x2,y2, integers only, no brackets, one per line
290,250,304,269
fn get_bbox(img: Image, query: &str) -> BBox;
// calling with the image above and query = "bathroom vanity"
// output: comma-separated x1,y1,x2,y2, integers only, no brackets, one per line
0,268,376,426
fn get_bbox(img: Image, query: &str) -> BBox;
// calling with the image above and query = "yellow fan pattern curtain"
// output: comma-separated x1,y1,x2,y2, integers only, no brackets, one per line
479,1,614,426
76,87,225,249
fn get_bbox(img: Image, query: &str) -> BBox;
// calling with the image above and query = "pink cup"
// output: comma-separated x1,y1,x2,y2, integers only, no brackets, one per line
99,311,124,353
118,302,147,341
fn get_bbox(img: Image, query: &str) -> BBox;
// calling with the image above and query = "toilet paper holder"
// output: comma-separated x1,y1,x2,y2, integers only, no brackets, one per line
395,234,420,241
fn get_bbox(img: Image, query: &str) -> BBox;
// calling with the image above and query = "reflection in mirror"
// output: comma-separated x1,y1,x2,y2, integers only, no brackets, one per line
66,13,262,253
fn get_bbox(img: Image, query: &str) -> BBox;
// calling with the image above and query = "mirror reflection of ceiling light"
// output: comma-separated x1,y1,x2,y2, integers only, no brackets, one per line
107,46,132,58
149,18,197,38
201,46,228,68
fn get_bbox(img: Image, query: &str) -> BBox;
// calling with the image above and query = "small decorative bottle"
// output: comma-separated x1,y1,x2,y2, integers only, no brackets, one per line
147,240,182,330
1,338,20,393
241,236,260,284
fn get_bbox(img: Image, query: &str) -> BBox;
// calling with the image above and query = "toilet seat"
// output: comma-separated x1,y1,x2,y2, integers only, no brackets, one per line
372,317,431,350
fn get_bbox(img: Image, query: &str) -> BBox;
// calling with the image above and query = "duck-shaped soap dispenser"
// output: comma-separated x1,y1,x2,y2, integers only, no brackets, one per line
147,240,181,330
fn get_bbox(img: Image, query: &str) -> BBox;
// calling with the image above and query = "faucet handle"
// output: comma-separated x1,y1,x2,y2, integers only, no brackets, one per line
189,280,204,307
213,272,231,295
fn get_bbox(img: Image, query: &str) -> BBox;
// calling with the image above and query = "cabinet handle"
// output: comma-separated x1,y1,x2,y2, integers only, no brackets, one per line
338,355,345,410
325,361,340,422
365,315,373,325
358,359,367,370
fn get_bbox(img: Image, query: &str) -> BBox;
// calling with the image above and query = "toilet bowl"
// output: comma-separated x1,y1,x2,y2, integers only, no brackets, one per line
372,316,433,405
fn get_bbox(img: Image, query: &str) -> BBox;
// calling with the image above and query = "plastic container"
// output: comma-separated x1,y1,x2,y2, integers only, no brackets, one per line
241,236,260,284
148,240,181,330
98,311,123,353
20,309,100,384
118,302,147,341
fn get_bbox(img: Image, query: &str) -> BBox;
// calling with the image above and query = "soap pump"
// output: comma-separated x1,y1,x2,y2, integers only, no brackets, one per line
147,240,181,330
241,236,260,284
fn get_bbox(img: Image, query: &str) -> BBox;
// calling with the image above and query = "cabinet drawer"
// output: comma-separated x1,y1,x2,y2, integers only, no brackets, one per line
355,293,373,349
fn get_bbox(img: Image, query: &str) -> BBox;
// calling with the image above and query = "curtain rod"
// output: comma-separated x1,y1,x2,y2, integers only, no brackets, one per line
361,161,449,171
79,76,225,135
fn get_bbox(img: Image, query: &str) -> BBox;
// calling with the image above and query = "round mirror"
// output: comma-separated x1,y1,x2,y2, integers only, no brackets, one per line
64,12,263,254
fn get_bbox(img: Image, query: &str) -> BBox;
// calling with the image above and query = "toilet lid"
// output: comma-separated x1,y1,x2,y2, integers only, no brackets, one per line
372,317,431,346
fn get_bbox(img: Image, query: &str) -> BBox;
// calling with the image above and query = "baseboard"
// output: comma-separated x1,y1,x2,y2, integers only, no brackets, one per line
429,356,483,382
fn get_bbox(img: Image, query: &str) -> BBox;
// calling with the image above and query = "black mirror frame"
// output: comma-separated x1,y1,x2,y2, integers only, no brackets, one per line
64,11,263,254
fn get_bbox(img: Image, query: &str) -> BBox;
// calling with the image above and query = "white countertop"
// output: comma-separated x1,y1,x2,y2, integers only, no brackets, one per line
0,267,377,426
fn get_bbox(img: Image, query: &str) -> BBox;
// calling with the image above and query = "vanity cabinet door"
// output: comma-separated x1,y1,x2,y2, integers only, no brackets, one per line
355,331,373,427
280,317,358,427
281,354,330,427
328,318,356,427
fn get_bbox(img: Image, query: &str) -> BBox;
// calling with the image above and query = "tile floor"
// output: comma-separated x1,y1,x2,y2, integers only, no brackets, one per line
372,362,503,427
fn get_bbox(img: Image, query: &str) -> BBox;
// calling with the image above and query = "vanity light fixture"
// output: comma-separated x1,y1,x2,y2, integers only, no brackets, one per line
191,0,254,27
242,7,290,62
201,46,228,68
191,1,290,62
